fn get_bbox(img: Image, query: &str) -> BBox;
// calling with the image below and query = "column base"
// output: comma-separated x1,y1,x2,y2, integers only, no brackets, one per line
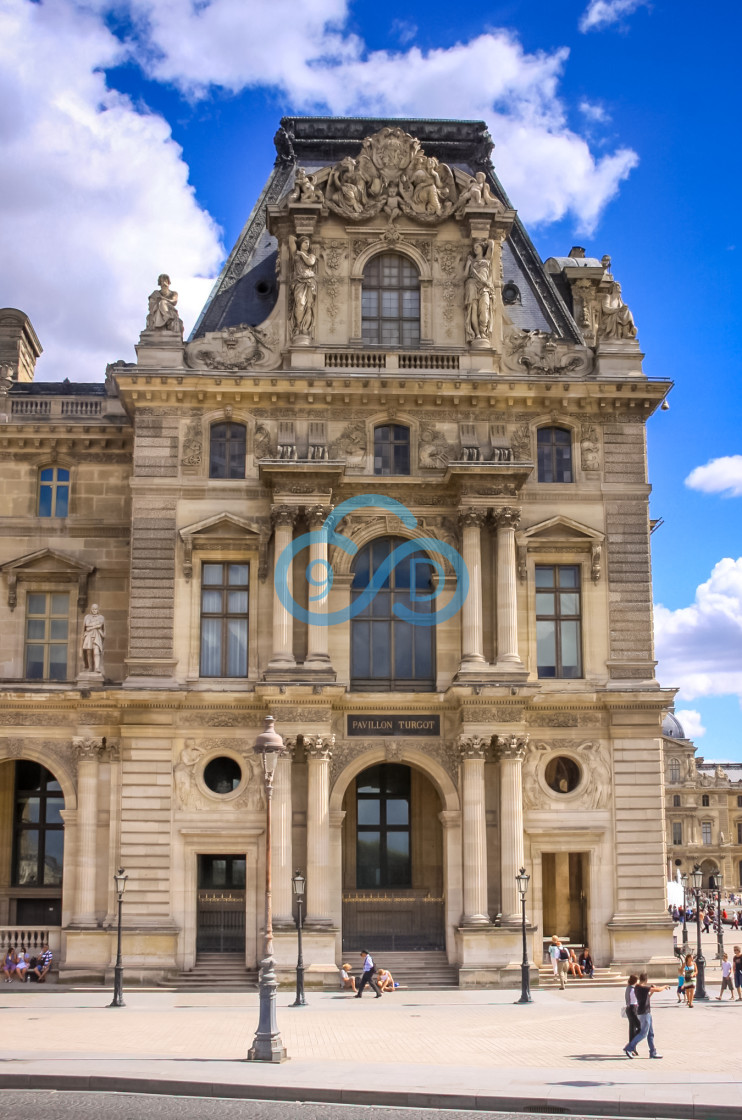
461,914,492,927
295,658,337,681
492,660,529,680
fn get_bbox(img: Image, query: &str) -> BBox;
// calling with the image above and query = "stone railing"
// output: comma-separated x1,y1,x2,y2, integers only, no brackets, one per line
324,351,461,372
10,398,103,419
0,926,61,957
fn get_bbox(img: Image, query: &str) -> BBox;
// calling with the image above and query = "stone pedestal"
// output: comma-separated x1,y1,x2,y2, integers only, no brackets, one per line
76,669,104,687
456,925,535,988
272,927,339,989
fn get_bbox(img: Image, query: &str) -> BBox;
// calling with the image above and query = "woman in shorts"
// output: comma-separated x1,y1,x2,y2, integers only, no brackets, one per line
683,953,697,1007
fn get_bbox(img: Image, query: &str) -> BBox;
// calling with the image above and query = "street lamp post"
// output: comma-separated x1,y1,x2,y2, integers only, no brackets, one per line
109,867,128,1008
291,869,307,1007
715,871,725,962
690,864,708,1001
680,872,690,956
247,716,287,1063
515,867,532,1005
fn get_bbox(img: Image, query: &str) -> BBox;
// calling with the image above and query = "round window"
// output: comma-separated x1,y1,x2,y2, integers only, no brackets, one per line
203,756,242,795
544,755,581,794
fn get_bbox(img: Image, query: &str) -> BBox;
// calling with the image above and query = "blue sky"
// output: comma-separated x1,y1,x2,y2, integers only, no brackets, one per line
1,0,740,757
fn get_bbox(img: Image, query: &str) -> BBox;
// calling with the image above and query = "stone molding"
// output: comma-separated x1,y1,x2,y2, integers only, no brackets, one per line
303,734,334,761
491,506,521,530
457,734,490,760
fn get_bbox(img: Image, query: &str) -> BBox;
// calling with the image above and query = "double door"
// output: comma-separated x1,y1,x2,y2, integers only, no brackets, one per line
196,855,246,953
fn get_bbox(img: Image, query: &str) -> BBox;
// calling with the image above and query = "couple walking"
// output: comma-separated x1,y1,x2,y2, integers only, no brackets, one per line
624,973,668,1059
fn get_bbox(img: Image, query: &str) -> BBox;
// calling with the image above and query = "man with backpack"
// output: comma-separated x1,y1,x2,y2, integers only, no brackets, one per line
556,939,570,989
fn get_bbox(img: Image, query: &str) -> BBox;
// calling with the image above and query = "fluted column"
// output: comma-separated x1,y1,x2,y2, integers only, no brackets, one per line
493,506,523,666
269,505,297,668
495,734,529,925
304,504,333,672
458,508,487,672
458,736,491,925
272,738,295,927
305,735,334,927
71,736,103,926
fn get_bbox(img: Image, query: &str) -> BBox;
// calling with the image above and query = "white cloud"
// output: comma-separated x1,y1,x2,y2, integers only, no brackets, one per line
579,99,609,123
655,558,742,704
579,0,648,32
685,456,742,498
673,710,706,740
0,0,223,381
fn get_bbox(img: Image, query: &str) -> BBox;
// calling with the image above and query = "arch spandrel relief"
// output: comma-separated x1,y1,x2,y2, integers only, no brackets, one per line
522,739,613,811
173,738,266,812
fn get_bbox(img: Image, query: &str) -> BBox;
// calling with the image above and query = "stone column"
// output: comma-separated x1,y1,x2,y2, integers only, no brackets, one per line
495,734,529,925
272,739,295,928
71,736,103,926
493,506,523,667
304,504,333,673
268,505,297,668
458,736,491,925
458,508,487,672
305,735,334,927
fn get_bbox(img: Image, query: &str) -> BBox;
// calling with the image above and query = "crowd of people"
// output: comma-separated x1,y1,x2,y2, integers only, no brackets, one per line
670,895,742,931
1,943,53,984
340,950,400,996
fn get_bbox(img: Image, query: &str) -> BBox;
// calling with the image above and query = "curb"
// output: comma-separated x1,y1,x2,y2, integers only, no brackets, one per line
0,1073,738,1119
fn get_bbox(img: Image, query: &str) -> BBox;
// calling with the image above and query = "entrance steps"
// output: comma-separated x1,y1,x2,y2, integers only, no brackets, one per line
537,965,626,990
165,952,258,991
363,951,459,990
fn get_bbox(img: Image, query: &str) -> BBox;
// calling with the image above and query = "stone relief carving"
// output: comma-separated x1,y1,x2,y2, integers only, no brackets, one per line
288,167,324,204
503,327,593,377
510,422,531,462
526,711,579,728
463,239,496,343
81,605,105,674
580,419,601,471
522,739,612,810
455,171,499,212
146,274,183,334
0,737,78,778
288,235,319,342
494,734,529,761
71,736,104,761
460,705,525,724
173,740,266,811
186,324,278,371
253,423,276,460
329,422,367,466
597,281,638,342
419,425,454,469
318,239,347,335
0,709,73,726
303,734,335,760
458,735,490,759
181,416,202,469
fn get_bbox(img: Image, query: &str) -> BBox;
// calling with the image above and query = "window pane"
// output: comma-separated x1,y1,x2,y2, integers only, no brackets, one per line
16,762,42,791
202,564,223,585
201,589,223,613
358,800,380,825
558,567,579,588
413,624,433,678
383,765,410,796
227,591,248,614
226,618,248,677
200,618,222,676
50,619,68,640
38,486,52,517
16,831,39,885
18,796,40,823
27,594,46,615
559,593,580,615
386,831,411,886
55,485,69,517
362,290,379,316
26,619,46,640
535,567,553,588
536,620,556,676
351,621,370,678
371,589,390,618
25,646,45,679
560,620,581,677
381,291,398,317
357,766,381,794
357,832,381,888
57,469,70,482
51,594,69,614
40,468,54,482
228,564,248,586
46,798,64,825
392,443,410,474
370,622,390,677
535,593,555,615
386,798,409,825
48,644,67,680
380,322,400,346
43,830,64,885
401,290,419,317
362,324,379,344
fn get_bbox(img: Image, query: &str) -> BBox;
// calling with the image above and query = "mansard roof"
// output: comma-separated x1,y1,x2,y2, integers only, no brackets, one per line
190,116,582,346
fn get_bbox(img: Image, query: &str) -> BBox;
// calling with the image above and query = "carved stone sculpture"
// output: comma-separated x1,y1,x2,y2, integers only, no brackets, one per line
463,239,495,342
146,274,183,334
186,324,276,371
289,235,318,341
580,421,600,471
329,422,367,465
288,167,324,205
81,604,105,673
455,171,498,212
597,282,637,341
419,426,454,468
503,327,593,377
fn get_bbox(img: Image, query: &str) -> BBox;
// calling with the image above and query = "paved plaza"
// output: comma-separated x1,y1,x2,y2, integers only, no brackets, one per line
1,967,741,1119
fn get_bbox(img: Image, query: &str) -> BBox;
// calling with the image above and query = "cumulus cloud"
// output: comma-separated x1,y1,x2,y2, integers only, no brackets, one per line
579,99,610,123
673,709,707,740
579,0,648,32
655,558,742,704
685,456,742,498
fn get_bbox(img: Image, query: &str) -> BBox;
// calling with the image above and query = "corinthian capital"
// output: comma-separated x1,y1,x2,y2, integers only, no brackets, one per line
458,507,488,530
303,733,334,761
305,504,333,530
492,506,521,530
72,736,104,761
494,733,529,761
457,734,489,760
271,504,298,529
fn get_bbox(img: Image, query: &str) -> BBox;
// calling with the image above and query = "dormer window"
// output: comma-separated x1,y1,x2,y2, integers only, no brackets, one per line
362,253,420,347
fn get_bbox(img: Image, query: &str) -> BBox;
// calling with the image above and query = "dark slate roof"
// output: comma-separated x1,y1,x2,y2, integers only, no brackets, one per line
190,116,582,344
9,381,107,396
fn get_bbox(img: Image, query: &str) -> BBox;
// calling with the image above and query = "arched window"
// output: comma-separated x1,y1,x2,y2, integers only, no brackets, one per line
13,761,64,888
374,424,410,476
209,422,246,479
351,536,435,691
362,253,420,347
669,758,680,783
537,427,573,483
38,467,69,517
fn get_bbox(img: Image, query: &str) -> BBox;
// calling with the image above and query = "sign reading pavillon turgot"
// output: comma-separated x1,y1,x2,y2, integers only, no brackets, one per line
347,715,441,736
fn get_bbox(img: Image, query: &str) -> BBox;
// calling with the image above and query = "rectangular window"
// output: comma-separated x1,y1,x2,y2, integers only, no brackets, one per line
672,821,682,845
535,565,582,678
25,593,69,680
200,563,249,677
38,467,70,517
356,764,411,888
737,822,742,845
702,821,712,846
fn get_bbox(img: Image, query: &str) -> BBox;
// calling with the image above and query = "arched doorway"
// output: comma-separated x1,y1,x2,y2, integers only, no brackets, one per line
341,761,444,951
0,759,65,926
700,859,720,890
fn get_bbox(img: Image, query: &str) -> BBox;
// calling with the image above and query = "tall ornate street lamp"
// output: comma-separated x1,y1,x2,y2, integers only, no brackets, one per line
291,869,307,1007
690,863,708,1001
715,870,725,962
109,867,128,1008
247,716,287,1063
680,871,690,956
515,867,532,1005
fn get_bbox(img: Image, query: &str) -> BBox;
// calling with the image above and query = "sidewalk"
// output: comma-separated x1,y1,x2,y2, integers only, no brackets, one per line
2,986,741,1117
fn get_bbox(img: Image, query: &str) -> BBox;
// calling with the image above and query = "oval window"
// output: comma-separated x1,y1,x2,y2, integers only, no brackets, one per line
203,756,242,795
544,755,581,794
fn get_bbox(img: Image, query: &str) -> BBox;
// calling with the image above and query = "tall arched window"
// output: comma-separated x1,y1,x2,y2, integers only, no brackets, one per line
209,422,246,479
374,424,410,475
13,761,64,888
351,536,435,691
537,427,573,483
362,253,420,346
38,467,69,517
669,758,680,783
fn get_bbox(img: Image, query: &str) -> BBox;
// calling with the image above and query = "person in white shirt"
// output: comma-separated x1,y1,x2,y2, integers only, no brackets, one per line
716,953,735,1001
355,950,382,998
548,936,561,977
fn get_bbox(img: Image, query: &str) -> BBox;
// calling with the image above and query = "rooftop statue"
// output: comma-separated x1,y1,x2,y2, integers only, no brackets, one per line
288,167,324,205
597,281,637,342
146,274,183,334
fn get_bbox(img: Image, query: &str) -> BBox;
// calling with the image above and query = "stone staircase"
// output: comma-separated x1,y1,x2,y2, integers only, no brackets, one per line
364,950,459,990
537,964,626,990
165,952,259,991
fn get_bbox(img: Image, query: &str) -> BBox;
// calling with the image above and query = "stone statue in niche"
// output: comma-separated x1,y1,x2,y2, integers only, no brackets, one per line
464,239,496,342
597,281,637,341
455,171,498,212
146,274,183,334
81,604,105,673
288,167,324,205
288,235,319,341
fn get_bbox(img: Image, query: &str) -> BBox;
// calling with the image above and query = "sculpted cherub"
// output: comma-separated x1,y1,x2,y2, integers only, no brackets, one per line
288,166,324,205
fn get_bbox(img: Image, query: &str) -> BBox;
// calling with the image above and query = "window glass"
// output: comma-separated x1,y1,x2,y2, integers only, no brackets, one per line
362,253,421,346
209,422,246,479
537,427,573,483
373,425,411,476
672,822,683,845
356,764,411,888
200,562,249,677
38,466,70,517
12,762,64,889
535,566,582,678
24,593,69,681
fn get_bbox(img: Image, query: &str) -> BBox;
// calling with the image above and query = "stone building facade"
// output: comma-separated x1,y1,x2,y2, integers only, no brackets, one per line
663,714,742,891
0,117,676,985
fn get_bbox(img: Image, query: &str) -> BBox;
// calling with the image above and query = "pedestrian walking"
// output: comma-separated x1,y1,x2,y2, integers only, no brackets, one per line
732,945,742,1002
355,949,382,998
548,935,561,977
556,941,570,989
624,972,668,1059
683,953,697,1008
624,973,641,1051
716,953,735,1001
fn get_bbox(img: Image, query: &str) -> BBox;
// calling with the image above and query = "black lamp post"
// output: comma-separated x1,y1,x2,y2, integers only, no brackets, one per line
680,872,690,956
291,869,307,1007
691,863,708,1000
715,870,725,962
247,716,287,1063
109,867,128,1008
515,867,532,1004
